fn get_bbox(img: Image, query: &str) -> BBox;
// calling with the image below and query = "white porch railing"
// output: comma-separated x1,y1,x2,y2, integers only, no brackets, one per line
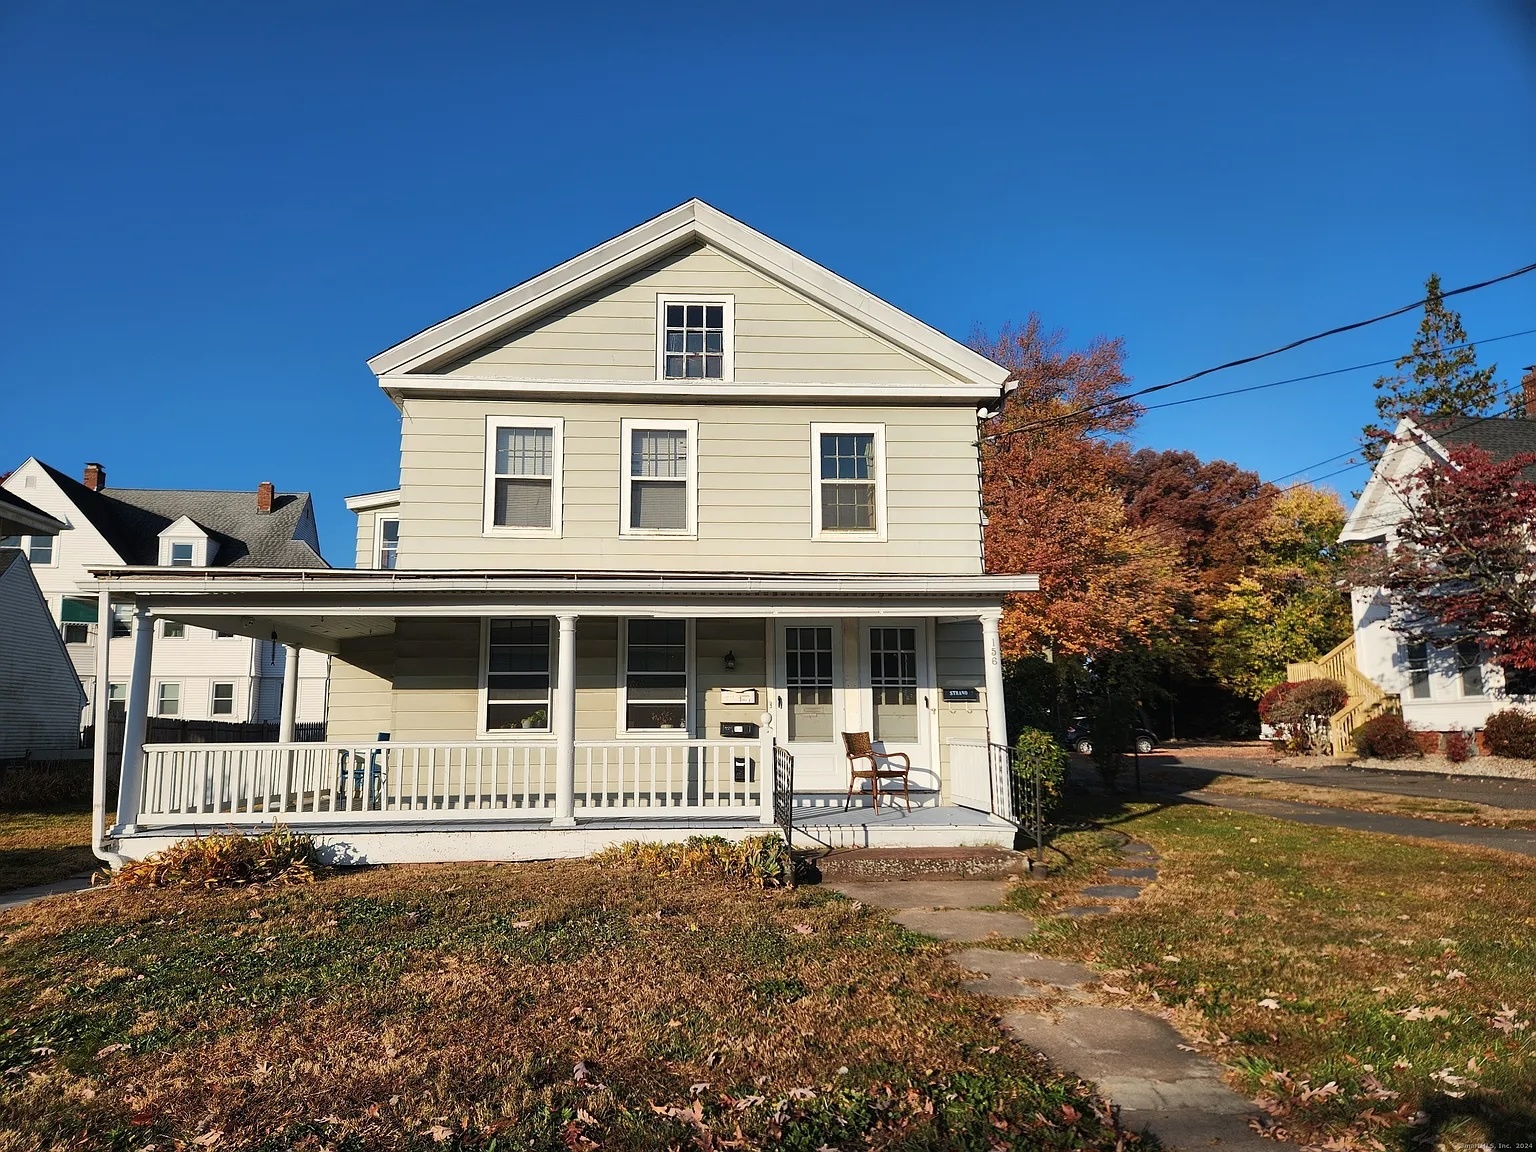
136,740,763,828
948,739,1017,824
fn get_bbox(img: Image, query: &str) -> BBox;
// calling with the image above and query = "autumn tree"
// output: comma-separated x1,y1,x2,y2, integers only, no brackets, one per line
1207,486,1355,697
1365,273,1502,458
1381,444,1536,669
975,316,1183,662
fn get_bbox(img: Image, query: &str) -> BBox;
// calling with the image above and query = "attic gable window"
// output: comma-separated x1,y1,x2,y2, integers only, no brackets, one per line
658,297,732,380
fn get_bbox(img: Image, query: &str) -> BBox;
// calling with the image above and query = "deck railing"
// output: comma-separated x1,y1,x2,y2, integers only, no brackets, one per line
948,739,1015,823
136,740,763,828
1286,636,1402,754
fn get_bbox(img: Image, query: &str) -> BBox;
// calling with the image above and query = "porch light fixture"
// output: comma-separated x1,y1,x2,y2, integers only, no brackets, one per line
724,650,736,670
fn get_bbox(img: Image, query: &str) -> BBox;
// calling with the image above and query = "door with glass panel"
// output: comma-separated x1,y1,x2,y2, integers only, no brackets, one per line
863,622,935,790
777,622,843,789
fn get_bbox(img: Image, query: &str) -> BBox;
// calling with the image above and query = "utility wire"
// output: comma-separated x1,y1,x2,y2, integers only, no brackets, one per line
984,260,1536,441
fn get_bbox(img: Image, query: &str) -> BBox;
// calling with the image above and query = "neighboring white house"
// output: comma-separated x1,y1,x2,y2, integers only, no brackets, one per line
0,461,331,729
0,492,85,759
1339,411,1536,732
88,199,1037,866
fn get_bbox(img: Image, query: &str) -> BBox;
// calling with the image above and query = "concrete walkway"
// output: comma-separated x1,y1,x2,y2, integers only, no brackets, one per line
0,873,96,912
828,844,1270,1149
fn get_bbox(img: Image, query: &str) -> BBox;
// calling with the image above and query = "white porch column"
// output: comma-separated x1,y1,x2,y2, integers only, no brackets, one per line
91,582,116,860
278,643,300,740
552,613,577,826
980,609,1008,749
116,601,156,832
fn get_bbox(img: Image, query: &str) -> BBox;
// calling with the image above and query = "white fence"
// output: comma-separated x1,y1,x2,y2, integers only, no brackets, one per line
947,739,1016,823
137,740,763,827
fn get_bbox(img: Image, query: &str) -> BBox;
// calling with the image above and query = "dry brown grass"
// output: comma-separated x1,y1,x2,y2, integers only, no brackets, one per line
0,809,95,894
1203,774,1536,829
0,859,1140,1151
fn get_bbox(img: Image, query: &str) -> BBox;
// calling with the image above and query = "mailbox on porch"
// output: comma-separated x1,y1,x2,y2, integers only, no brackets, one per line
719,722,759,738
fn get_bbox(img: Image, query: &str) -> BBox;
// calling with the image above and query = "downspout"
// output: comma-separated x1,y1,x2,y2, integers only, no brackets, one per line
91,579,126,867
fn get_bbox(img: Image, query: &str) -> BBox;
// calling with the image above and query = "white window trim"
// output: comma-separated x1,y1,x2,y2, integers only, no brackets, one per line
161,619,188,639
810,422,888,543
618,417,699,539
482,416,564,537
375,513,400,569
617,617,695,738
209,681,237,716
476,617,557,740
155,681,181,717
2,534,58,567
655,294,734,382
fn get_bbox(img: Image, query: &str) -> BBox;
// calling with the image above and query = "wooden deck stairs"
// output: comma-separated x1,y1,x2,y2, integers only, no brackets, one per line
1287,636,1401,756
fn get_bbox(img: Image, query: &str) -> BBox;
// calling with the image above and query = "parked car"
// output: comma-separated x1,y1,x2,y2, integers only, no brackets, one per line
1064,717,1158,756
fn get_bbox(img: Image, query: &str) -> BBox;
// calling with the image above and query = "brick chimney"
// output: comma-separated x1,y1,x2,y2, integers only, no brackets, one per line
1524,365,1536,420
256,481,274,513
83,462,106,491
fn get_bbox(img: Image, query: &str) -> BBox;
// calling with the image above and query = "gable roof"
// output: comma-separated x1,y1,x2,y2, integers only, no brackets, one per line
367,199,1010,390
0,487,67,537
1433,414,1536,465
35,462,327,569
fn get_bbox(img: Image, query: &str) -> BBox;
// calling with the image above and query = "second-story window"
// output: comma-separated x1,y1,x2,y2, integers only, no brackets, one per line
621,419,697,536
658,297,732,380
485,417,562,535
377,517,399,569
811,424,887,540
169,542,195,566
1,534,54,565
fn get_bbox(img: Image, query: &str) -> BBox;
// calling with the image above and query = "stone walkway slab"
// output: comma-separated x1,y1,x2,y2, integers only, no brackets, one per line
1107,866,1157,880
828,878,1009,910
1080,883,1142,899
892,908,1035,942
951,948,1098,990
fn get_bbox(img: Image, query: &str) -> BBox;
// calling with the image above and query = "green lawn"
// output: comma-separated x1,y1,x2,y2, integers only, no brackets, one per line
0,808,96,894
1011,797,1536,1149
0,857,1143,1151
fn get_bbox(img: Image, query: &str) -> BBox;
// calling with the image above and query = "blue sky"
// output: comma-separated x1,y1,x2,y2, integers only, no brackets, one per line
2,1,1532,563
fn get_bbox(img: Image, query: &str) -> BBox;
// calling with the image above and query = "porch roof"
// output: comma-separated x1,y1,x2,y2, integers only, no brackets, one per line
85,567,1037,653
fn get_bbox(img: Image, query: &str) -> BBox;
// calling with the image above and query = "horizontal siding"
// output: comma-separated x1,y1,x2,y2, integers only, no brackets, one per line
440,242,956,386
328,636,395,744
0,563,85,756
397,399,982,573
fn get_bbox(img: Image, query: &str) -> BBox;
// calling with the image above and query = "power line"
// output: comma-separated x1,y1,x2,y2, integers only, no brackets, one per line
1134,327,1536,417
985,260,1536,441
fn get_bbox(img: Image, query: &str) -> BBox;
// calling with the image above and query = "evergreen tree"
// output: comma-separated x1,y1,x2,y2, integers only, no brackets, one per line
1365,273,1501,458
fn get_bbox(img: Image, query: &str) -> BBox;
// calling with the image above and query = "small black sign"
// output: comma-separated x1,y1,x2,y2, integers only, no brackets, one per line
942,687,981,703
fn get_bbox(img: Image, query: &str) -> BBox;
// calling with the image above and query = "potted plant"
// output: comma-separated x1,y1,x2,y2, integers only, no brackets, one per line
651,709,681,730
521,708,548,730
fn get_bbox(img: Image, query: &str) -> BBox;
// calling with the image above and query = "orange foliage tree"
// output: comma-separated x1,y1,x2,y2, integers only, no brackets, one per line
974,316,1184,661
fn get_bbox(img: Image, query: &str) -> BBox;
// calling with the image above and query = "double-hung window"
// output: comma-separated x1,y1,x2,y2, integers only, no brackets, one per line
1456,640,1484,697
377,517,399,569
620,419,697,536
811,424,886,540
484,417,562,534
1405,641,1431,699
484,618,552,733
156,682,180,716
211,682,235,716
658,297,732,380
1,534,54,565
622,619,689,732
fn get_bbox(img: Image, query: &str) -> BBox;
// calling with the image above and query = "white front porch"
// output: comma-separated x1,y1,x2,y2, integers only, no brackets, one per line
86,568,1031,864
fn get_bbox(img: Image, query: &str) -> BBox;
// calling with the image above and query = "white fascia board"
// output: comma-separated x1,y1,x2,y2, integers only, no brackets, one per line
343,489,402,513
367,199,1010,390
157,514,208,540
87,567,1040,598
379,374,999,405
1339,418,1443,543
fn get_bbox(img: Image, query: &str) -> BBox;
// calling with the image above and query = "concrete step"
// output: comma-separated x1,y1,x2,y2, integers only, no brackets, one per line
814,846,1033,881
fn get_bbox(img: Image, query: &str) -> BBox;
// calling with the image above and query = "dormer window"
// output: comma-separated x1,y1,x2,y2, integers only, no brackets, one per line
169,543,194,566
658,297,732,380
157,515,216,566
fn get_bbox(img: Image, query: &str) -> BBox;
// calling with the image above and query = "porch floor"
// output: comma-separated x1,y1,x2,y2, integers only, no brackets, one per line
791,793,1016,851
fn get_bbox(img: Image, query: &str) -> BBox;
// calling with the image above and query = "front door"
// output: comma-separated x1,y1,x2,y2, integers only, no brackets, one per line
862,621,937,790
777,622,845,790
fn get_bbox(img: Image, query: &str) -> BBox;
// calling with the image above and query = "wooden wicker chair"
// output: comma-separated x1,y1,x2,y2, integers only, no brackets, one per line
842,731,912,812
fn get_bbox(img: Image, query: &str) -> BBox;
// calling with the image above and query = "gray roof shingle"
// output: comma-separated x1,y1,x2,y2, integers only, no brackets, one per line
38,463,327,569
1432,417,1536,479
